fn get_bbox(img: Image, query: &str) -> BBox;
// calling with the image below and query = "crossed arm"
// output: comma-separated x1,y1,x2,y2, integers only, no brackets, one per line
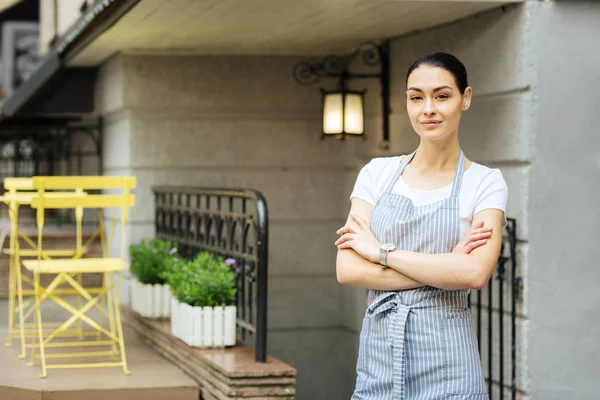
335,198,505,291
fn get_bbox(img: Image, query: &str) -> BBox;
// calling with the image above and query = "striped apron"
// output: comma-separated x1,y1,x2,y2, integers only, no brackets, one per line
351,150,488,400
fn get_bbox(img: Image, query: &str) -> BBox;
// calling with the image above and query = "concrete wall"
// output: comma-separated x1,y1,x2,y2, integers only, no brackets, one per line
96,54,364,400
527,2,600,399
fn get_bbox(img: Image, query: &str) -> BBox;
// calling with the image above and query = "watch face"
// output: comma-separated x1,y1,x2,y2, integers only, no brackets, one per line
381,243,396,251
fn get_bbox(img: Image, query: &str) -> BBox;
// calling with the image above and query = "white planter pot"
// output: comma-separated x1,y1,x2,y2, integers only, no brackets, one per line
170,300,236,348
180,302,194,344
130,280,172,318
202,306,213,347
170,297,180,339
192,307,203,346
223,306,236,346
161,285,171,317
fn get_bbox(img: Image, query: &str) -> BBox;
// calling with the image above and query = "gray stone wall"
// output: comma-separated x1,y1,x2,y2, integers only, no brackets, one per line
528,1,600,399
96,54,360,400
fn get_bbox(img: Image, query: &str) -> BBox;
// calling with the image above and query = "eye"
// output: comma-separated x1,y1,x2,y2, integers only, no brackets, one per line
436,94,449,100
410,95,422,101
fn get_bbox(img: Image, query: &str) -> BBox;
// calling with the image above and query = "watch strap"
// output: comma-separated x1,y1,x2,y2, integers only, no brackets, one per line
379,247,388,267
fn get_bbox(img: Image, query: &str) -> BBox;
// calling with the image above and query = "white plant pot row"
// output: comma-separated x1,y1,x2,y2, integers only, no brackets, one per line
170,298,236,348
130,280,172,318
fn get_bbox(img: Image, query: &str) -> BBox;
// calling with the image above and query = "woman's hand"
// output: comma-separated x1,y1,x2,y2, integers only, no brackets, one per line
335,214,380,263
452,221,493,254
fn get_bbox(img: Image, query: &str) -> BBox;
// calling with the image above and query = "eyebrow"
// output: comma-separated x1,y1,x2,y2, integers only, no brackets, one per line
407,86,454,92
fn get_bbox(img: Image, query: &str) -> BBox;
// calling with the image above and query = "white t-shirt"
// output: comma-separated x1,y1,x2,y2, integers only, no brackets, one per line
350,156,508,238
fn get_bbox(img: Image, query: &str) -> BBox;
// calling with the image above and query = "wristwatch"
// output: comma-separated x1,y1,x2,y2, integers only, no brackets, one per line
379,243,396,267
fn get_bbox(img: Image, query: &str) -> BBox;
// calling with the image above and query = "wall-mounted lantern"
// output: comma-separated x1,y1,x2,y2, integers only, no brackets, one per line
293,40,390,148
321,88,365,139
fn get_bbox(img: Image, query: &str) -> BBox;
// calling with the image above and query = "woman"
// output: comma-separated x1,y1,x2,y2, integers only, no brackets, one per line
335,53,508,399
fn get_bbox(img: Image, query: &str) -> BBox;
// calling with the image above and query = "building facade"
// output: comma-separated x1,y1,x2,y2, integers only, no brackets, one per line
1,1,599,399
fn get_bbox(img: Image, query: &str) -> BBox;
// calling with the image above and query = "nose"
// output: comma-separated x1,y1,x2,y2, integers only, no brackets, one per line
423,98,436,115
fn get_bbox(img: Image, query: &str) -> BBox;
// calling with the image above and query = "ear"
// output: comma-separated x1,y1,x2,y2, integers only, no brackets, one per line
462,86,473,111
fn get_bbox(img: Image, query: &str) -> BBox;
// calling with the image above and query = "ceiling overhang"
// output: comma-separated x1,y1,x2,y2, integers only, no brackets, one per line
0,0,522,121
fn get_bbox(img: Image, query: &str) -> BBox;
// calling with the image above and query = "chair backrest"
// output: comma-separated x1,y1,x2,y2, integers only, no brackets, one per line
30,176,136,261
31,176,136,191
4,177,90,255
4,177,34,192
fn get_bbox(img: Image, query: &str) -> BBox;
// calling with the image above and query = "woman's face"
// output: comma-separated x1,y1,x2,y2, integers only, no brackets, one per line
406,65,472,142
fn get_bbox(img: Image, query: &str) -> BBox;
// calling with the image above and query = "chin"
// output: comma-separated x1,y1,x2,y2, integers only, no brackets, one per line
415,129,453,141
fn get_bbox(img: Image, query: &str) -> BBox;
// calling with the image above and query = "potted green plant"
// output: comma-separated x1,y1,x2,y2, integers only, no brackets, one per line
164,252,237,347
129,238,178,318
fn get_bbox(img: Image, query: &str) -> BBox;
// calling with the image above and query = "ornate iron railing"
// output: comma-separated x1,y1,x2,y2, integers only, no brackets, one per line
153,187,268,362
470,218,521,399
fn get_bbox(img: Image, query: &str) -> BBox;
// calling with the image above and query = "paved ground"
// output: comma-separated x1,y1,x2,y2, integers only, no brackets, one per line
0,297,199,400
1,295,100,330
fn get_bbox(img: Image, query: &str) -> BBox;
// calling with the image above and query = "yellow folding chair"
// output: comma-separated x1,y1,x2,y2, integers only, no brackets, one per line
1,178,95,358
21,176,135,378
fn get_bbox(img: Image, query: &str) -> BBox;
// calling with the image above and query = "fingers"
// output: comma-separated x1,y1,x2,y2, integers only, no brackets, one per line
336,225,356,235
472,220,485,229
464,239,488,253
337,215,369,237
336,220,361,235
336,239,354,250
468,231,493,241
464,226,493,241
471,226,493,234
334,233,355,246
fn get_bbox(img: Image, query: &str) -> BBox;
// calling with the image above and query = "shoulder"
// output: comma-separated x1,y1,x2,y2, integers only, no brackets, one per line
464,162,508,216
350,155,405,205
355,156,402,180
361,155,403,171
465,162,507,190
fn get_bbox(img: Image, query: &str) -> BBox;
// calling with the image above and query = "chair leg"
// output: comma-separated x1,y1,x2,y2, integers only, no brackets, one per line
33,273,47,378
97,272,107,341
112,271,130,375
97,285,105,341
104,272,118,359
76,273,84,340
5,256,15,347
15,254,27,360
28,280,37,367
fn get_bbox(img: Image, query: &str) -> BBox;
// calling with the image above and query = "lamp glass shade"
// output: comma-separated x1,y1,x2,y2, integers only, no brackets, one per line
343,93,364,135
322,93,344,134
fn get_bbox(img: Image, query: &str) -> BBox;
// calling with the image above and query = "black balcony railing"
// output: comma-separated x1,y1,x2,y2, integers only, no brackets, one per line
470,218,521,399
0,118,102,182
153,187,268,363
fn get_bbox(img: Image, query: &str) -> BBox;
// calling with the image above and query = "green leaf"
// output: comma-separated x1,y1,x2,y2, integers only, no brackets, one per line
162,251,237,307
129,238,179,285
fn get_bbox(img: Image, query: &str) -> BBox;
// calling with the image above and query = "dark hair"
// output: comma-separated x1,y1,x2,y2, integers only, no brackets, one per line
406,53,469,94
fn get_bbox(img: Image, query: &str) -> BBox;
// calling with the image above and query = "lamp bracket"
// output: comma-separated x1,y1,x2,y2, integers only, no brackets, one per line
292,40,391,146
293,41,385,86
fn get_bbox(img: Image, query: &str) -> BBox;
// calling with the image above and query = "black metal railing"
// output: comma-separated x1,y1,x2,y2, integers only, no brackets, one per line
470,218,521,399
153,187,269,363
0,119,103,182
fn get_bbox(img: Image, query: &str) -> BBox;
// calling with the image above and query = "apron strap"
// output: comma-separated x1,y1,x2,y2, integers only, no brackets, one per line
382,152,415,194
383,150,465,197
450,150,465,198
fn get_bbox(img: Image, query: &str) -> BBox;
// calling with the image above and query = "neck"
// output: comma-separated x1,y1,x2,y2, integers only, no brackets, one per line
412,137,461,172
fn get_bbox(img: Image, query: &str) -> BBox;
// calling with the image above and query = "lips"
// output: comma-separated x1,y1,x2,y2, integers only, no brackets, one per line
421,120,442,127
